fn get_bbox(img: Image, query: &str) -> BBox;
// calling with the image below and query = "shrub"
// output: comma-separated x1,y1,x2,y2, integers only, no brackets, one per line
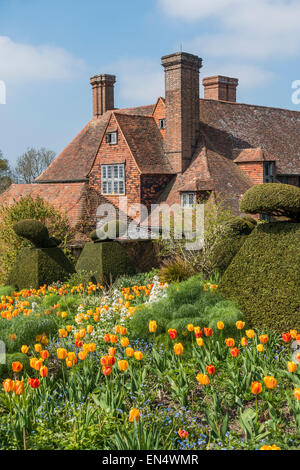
0,195,73,283
221,222,300,330
0,315,58,354
95,220,128,240
76,241,135,284
159,257,197,283
7,246,75,290
0,285,15,297
240,183,300,221
129,275,243,340
210,216,256,274
13,219,55,247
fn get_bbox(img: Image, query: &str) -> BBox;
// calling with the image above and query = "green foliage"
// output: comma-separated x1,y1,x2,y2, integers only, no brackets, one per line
7,246,75,290
159,257,197,283
210,216,256,274
76,241,135,284
13,219,56,248
0,153,13,194
0,285,15,297
0,353,30,379
0,195,73,284
240,183,300,221
129,275,243,340
0,314,57,354
221,222,300,330
113,269,159,290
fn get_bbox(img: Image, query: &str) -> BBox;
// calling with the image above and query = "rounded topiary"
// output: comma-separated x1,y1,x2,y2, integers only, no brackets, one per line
13,219,57,247
240,183,300,221
96,220,128,241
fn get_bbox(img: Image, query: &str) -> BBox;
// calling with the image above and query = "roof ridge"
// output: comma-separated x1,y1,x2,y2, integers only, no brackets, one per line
200,98,300,115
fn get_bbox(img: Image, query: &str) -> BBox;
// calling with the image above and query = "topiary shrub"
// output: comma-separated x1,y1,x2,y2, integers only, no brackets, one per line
240,183,300,221
210,216,256,274
7,246,75,290
13,219,52,247
221,222,300,331
76,241,135,284
0,195,73,284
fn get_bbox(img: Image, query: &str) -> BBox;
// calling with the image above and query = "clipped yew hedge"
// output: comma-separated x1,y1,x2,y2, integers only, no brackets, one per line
221,222,300,331
240,183,300,221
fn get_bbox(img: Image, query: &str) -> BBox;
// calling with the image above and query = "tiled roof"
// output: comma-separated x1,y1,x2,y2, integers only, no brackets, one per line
36,104,155,183
0,183,87,226
234,148,279,163
200,99,300,174
114,113,175,174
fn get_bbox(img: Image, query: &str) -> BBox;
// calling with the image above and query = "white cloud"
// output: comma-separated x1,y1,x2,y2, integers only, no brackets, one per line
0,36,85,82
104,58,164,105
159,0,300,60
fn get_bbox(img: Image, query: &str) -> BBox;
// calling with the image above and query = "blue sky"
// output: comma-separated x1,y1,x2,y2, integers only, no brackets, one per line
1,0,300,165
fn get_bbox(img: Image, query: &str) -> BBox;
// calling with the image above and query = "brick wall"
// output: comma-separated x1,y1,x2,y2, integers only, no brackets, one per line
89,114,141,222
152,97,166,139
161,52,202,174
236,162,264,184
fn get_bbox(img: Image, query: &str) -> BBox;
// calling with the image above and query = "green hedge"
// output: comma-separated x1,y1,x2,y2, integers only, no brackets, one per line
7,246,75,290
211,216,256,274
76,241,135,283
240,183,300,221
221,222,300,330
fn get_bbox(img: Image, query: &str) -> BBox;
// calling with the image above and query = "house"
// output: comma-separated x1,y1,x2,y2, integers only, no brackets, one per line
1,51,300,235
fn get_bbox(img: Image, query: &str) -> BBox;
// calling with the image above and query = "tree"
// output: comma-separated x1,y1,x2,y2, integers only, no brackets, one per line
14,147,56,183
0,149,13,194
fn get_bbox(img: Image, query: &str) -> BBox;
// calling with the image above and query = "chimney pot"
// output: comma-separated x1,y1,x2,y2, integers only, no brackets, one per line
202,75,238,102
90,74,116,118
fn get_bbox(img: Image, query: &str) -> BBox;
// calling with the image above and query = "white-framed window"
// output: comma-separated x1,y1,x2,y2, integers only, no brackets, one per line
101,164,125,195
181,192,196,208
159,119,166,129
106,131,118,145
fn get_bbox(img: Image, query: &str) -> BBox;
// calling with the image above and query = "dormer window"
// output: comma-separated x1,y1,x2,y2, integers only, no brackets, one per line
181,192,196,208
101,164,125,195
106,131,118,145
159,119,166,130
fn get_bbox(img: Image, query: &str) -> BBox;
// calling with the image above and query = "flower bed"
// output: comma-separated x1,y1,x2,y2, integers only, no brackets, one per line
0,277,299,450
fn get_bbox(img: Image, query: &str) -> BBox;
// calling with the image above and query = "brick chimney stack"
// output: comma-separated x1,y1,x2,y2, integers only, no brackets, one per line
90,74,116,118
202,76,238,102
161,52,202,173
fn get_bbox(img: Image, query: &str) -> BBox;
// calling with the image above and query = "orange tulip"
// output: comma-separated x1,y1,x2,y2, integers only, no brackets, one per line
294,388,300,400
187,324,194,332
225,338,235,348
149,321,157,333
230,347,239,357
78,351,88,361
246,329,255,339
57,348,67,360
196,337,204,347
110,335,118,344
14,380,24,395
129,408,140,422
40,350,49,360
125,347,134,357
257,344,264,352
134,351,143,361
21,345,29,354
264,376,277,389
259,334,269,344
206,365,215,375
241,337,248,347
236,321,245,330
118,360,129,371
288,362,298,373
40,366,48,377
120,337,130,348
168,329,177,340
251,381,262,394
12,361,23,373
174,343,184,355
108,347,116,356
35,343,42,352
196,373,210,385
204,328,213,337
217,321,224,330
102,366,112,376
3,378,14,393
86,325,93,334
